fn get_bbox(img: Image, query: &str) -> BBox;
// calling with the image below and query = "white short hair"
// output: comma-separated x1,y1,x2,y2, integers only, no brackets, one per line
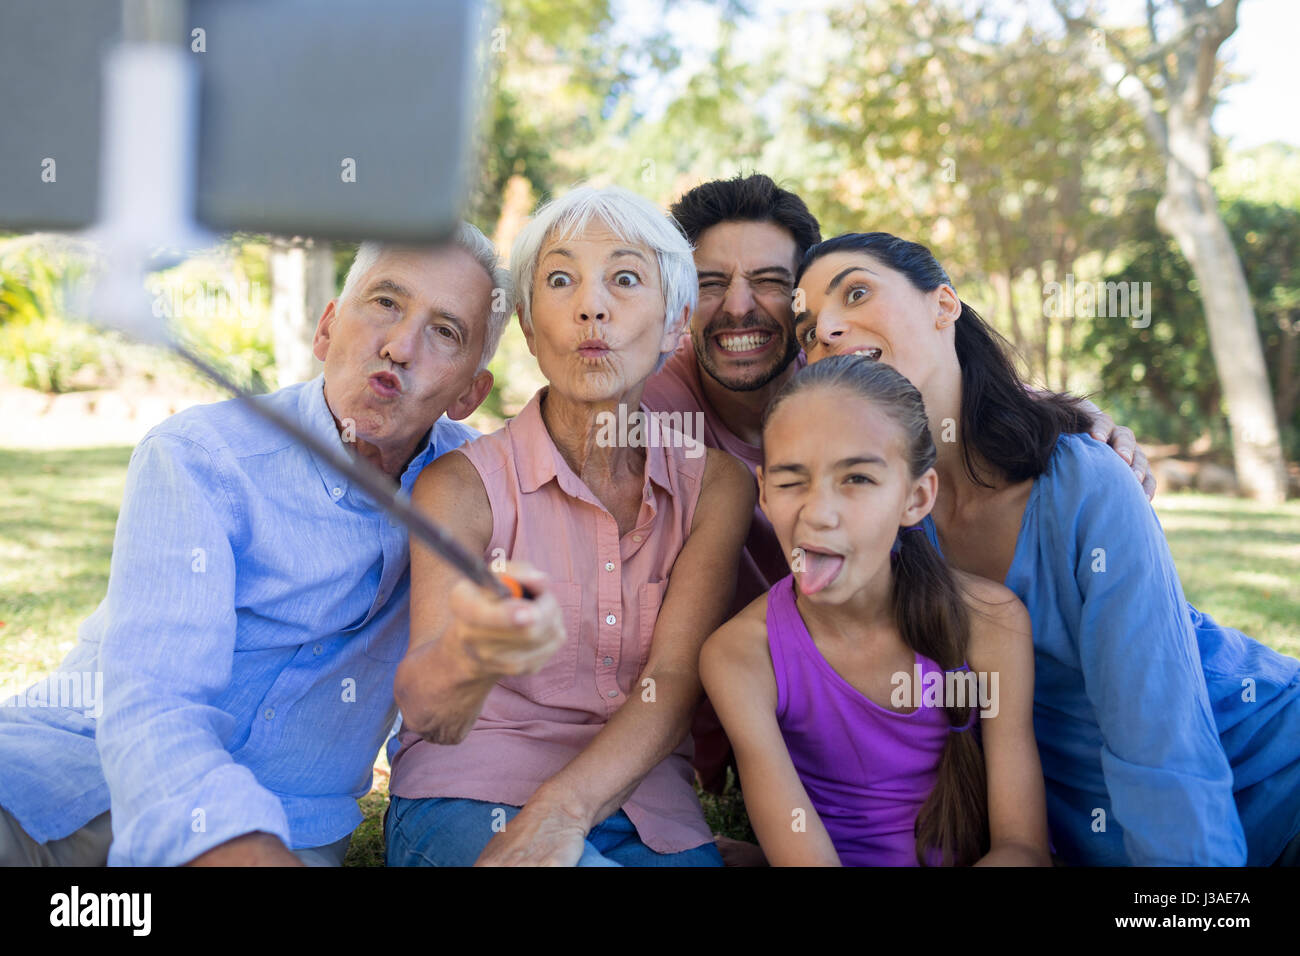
511,185,696,375
339,222,512,372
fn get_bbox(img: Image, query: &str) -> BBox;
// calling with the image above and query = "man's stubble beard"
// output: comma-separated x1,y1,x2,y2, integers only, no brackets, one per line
693,329,802,393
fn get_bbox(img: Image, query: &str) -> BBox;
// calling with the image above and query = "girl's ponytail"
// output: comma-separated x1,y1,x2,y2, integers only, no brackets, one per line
893,528,989,866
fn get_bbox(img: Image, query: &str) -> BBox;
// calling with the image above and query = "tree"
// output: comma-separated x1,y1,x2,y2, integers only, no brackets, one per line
1084,191,1300,460
773,0,1158,391
269,237,332,388
1056,0,1289,501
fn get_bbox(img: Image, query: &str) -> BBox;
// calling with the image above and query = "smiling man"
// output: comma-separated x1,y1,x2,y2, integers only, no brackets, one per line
0,224,507,866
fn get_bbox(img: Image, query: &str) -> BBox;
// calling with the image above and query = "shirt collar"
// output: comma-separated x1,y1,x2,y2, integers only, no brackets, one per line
509,386,674,501
300,374,434,504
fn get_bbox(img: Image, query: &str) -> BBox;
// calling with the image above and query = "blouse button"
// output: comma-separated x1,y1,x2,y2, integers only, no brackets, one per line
603,656,614,667
607,690,618,699
632,534,643,542
605,613,617,625
604,561,615,572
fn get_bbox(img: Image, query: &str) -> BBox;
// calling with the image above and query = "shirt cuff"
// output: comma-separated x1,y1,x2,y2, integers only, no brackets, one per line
106,763,292,867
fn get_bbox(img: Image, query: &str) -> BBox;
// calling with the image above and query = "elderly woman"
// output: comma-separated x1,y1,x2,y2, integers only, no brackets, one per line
385,186,754,866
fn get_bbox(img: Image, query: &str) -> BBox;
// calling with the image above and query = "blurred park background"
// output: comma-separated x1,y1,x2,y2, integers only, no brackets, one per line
1,0,1298,863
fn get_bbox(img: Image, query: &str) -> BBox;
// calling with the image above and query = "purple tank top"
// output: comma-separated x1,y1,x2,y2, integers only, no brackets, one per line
766,574,964,866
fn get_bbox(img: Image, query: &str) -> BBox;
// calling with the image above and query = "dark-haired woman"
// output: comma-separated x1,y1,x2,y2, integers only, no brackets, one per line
700,356,1050,866
791,232,1300,867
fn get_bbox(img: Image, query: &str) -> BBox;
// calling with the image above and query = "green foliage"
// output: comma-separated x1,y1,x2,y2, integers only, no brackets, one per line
467,0,681,224
148,242,277,394
0,239,111,392
0,315,117,394
1084,192,1300,457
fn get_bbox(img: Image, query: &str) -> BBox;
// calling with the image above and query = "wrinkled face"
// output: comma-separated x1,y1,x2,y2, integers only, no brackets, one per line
525,222,681,403
314,245,493,448
691,220,802,392
758,385,936,602
794,251,959,395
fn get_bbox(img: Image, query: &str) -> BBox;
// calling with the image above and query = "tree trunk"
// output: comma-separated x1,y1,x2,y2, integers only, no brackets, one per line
1054,0,1287,501
1276,311,1298,428
270,237,333,389
1157,134,1288,503
990,270,1033,380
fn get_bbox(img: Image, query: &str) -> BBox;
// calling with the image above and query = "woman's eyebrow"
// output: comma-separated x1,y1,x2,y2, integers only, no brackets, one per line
825,266,877,293
608,248,649,263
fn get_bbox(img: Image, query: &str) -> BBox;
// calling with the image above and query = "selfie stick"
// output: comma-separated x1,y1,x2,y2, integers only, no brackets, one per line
83,22,525,602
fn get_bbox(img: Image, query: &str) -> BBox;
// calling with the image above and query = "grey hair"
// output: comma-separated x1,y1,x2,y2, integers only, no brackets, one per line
510,185,696,375
338,222,512,372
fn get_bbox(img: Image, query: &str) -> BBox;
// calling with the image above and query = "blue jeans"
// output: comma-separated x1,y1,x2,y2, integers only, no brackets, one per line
385,795,723,867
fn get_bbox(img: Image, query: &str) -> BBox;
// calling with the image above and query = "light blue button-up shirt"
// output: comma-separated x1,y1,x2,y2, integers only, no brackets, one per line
0,374,477,865
924,432,1300,865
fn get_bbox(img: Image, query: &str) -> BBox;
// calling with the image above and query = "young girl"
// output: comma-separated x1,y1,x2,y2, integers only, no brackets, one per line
700,356,1051,866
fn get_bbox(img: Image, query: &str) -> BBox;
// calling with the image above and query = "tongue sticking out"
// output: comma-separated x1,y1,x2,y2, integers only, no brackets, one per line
798,552,844,595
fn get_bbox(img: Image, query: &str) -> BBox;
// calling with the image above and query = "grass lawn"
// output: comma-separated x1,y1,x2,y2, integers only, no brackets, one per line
2,446,1297,865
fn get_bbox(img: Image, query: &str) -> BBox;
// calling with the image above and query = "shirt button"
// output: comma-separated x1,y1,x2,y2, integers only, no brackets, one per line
605,613,617,625
603,656,614,667
313,644,323,655
331,486,343,498
607,690,618,698
604,562,615,572
264,707,275,720
632,534,643,542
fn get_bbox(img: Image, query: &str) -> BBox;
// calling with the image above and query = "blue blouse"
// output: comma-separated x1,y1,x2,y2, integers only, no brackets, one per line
923,431,1300,865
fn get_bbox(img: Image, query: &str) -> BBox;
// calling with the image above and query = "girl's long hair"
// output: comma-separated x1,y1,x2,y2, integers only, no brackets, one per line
795,232,1094,487
763,355,988,866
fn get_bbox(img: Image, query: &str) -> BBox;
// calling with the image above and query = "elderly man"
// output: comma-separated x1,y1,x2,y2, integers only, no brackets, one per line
0,223,507,866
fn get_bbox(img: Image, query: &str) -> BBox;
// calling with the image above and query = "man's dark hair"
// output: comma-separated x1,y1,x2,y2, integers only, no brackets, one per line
669,173,822,259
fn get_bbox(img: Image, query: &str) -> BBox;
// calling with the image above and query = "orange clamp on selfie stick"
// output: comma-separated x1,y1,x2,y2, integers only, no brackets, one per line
499,574,536,600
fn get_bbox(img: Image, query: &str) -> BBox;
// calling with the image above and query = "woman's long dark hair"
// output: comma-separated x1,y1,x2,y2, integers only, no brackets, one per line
762,356,987,866
795,232,1093,487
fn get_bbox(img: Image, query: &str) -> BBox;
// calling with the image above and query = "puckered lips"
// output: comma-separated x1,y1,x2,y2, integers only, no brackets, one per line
796,543,846,596
711,326,780,359
368,370,403,399
577,337,612,361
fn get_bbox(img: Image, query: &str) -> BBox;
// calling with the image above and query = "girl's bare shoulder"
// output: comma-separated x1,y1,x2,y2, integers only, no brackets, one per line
952,569,1032,661
701,589,773,673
